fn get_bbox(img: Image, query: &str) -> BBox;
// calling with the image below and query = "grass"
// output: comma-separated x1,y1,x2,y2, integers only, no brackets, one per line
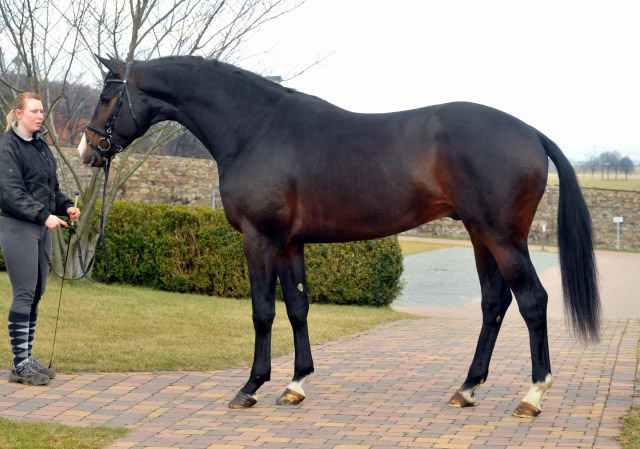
397,239,455,256
619,342,640,448
0,418,129,449
621,406,640,448
547,172,640,191
0,272,418,373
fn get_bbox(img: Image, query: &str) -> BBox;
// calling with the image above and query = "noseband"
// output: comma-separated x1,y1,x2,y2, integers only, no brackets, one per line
85,60,143,161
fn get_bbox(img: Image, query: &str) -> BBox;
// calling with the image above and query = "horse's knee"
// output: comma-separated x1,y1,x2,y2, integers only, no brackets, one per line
286,302,309,328
252,309,276,332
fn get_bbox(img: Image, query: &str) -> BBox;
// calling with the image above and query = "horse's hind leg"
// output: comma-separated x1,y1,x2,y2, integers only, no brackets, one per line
275,244,314,405
491,242,552,417
448,239,513,408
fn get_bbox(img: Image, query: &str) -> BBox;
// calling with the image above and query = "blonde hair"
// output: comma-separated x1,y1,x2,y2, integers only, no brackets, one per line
5,92,43,132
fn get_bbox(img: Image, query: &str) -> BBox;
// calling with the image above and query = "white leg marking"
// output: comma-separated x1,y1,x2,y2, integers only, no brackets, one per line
287,376,308,396
522,374,553,410
297,283,304,292
459,384,481,404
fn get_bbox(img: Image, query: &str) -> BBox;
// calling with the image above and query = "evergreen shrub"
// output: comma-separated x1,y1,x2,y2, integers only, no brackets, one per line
89,201,403,305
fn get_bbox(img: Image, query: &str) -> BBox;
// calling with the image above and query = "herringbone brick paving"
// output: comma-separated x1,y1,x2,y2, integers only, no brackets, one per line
1,317,638,449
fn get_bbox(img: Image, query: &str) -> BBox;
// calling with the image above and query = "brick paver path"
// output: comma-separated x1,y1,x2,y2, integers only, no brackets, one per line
1,316,638,449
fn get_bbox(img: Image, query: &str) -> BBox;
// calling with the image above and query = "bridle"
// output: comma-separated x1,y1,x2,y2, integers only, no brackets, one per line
84,60,143,162
62,60,143,282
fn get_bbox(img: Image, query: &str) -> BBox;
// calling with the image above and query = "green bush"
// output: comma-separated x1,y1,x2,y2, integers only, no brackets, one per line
93,201,403,305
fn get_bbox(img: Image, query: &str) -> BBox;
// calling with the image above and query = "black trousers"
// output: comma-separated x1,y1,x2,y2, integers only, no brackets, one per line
0,215,50,366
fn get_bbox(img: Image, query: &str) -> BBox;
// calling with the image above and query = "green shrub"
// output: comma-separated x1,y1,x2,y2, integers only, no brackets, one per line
93,201,403,305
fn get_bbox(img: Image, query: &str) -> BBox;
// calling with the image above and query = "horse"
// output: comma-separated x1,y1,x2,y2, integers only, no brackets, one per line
78,55,600,417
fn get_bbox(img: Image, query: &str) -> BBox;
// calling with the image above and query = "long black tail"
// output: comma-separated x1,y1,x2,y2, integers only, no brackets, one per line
537,132,600,343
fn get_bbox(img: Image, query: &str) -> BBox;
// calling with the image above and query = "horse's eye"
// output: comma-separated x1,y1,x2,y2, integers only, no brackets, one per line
100,96,110,105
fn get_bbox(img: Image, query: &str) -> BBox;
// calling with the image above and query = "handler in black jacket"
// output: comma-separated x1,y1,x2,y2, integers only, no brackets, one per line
0,92,80,385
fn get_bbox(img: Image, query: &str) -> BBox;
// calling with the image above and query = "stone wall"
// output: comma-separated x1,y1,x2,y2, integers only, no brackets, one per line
60,148,638,250
415,185,640,251
59,147,222,208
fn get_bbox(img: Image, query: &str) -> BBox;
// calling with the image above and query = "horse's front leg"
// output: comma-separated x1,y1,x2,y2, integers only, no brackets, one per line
229,230,282,409
276,244,314,405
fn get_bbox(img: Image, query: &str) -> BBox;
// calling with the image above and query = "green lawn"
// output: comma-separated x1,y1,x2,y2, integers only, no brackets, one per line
397,239,454,256
547,172,640,191
620,341,640,448
0,273,418,373
0,418,128,449
621,406,640,448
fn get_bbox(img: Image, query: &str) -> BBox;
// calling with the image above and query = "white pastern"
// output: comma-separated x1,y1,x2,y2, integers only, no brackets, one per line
287,376,308,396
77,134,87,160
522,374,553,410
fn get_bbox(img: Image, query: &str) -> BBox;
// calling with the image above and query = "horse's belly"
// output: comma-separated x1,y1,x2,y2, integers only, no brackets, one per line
294,197,453,244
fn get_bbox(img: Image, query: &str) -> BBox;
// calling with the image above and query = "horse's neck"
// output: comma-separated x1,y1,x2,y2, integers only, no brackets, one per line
149,66,285,167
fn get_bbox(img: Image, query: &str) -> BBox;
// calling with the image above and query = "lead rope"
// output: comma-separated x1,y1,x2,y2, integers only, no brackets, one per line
48,156,113,369
48,193,78,369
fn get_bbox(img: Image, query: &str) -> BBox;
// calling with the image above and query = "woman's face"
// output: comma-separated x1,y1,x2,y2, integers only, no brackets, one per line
16,99,44,135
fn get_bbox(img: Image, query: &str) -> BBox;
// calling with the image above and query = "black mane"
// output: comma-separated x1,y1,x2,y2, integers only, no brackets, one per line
140,55,326,105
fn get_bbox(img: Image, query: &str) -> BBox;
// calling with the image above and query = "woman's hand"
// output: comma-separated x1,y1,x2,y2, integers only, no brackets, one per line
45,215,68,229
67,207,81,222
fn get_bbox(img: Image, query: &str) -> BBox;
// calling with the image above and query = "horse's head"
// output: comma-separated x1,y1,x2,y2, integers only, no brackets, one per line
78,55,147,167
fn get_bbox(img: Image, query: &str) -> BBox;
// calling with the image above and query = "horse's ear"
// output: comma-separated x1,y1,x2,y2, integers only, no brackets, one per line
94,54,125,76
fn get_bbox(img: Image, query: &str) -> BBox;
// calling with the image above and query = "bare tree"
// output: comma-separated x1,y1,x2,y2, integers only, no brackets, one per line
619,156,634,180
0,0,304,277
0,0,92,274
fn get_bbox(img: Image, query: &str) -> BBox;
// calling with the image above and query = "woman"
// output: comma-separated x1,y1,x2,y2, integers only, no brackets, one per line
0,93,80,385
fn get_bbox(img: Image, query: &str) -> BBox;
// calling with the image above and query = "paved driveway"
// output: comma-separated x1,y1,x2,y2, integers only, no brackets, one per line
395,246,560,307
0,241,638,449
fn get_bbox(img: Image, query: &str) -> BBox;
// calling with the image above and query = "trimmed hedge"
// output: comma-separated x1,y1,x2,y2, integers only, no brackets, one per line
92,201,403,306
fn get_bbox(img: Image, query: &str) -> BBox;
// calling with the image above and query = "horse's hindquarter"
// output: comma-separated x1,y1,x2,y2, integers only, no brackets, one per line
427,103,549,235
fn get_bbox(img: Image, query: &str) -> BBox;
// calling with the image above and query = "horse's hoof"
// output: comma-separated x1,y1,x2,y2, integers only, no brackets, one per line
447,390,476,408
276,388,305,405
512,401,541,418
228,391,257,409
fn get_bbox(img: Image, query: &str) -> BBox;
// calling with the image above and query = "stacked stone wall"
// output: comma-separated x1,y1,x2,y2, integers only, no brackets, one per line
416,186,640,251
59,147,221,208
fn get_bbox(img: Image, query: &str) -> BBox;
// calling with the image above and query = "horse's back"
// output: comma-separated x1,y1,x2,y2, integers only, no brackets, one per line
224,100,549,244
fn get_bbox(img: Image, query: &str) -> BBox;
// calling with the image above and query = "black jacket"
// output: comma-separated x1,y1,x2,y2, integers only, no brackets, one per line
0,125,73,225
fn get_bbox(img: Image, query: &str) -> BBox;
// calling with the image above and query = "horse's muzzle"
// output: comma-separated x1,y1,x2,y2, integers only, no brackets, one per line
77,134,104,167
77,134,88,162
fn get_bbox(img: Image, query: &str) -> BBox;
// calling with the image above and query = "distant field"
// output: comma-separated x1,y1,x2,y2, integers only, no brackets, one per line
548,169,640,191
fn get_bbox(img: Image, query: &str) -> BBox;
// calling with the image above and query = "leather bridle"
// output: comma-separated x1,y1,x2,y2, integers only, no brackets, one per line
65,60,144,282
84,60,143,162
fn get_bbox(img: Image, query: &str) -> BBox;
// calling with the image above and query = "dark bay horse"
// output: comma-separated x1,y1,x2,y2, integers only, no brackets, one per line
78,55,600,417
